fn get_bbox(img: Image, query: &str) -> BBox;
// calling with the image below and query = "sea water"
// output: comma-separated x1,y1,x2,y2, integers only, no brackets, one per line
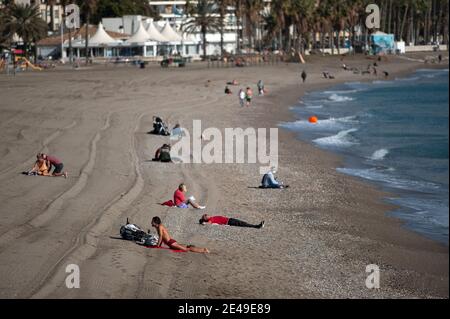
281,69,449,244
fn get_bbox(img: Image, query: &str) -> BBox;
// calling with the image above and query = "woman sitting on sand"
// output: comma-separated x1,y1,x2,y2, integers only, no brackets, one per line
152,217,209,253
174,184,206,210
225,86,232,95
27,155,51,176
260,167,288,189
153,144,172,162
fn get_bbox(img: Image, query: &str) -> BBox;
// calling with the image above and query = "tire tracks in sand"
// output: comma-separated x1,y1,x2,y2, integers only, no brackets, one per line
28,94,217,298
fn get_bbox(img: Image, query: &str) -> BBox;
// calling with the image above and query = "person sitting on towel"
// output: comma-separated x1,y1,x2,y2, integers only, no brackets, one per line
199,214,264,229
224,85,232,95
152,216,209,253
174,183,206,209
153,144,172,162
261,167,287,189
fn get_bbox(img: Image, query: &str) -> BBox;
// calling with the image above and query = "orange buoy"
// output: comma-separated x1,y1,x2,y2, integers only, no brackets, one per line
309,116,318,124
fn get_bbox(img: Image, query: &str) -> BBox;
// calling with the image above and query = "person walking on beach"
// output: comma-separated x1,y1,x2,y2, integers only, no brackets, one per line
199,214,265,229
301,70,307,83
40,153,68,178
245,87,253,107
238,89,246,107
151,217,210,253
257,80,265,96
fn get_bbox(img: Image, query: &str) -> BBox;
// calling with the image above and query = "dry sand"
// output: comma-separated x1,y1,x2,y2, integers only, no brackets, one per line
0,52,448,299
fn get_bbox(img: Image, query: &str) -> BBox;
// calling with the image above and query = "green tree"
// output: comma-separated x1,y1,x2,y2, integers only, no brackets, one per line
217,0,233,57
2,3,47,58
243,0,265,52
92,0,158,24
184,0,221,60
77,0,97,64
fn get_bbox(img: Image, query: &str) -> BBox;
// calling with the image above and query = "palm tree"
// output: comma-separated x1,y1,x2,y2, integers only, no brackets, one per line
233,0,244,54
0,8,9,50
44,0,57,32
59,0,74,63
242,0,265,52
77,0,97,64
184,0,221,60
217,0,232,57
2,3,47,59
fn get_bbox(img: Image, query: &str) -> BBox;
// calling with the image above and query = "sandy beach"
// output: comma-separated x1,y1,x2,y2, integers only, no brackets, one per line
0,52,448,299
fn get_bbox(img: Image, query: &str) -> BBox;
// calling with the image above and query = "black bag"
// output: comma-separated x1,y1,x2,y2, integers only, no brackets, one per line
159,148,172,162
120,218,148,242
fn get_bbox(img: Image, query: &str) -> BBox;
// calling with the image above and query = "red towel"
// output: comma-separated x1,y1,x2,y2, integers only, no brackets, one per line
161,200,175,207
146,246,186,253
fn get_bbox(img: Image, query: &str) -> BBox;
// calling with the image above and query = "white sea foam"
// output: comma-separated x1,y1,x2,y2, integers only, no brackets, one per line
369,148,389,161
337,167,441,192
281,116,359,132
313,128,358,147
305,104,324,109
322,89,362,95
328,94,355,102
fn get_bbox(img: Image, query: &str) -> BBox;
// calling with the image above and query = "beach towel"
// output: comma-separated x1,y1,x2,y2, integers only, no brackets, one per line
145,246,186,253
161,200,175,207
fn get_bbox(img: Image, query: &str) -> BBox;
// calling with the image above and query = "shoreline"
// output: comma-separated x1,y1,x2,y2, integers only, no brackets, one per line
0,52,448,298
279,66,449,245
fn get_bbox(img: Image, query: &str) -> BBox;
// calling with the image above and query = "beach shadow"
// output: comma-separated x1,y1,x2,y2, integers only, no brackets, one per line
247,186,290,190
109,236,127,241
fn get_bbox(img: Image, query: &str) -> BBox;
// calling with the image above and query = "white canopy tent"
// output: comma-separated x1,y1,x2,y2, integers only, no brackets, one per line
160,22,183,42
126,20,157,56
89,22,119,46
89,22,123,57
146,20,169,43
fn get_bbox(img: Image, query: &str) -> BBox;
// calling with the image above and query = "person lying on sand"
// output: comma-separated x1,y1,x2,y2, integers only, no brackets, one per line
199,214,265,229
260,167,288,189
153,144,172,162
227,80,239,86
175,184,206,209
322,71,335,79
152,216,209,253
40,153,68,178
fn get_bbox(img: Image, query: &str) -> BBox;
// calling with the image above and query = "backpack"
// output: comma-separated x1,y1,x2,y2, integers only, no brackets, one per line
120,218,159,246
159,147,172,162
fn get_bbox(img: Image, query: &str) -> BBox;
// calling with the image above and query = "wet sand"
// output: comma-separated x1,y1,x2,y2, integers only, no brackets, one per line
0,52,448,298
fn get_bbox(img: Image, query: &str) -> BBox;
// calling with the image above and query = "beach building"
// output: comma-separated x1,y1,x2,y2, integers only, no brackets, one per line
370,31,395,55
149,0,240,56
36,24,129,59
101,15,201,58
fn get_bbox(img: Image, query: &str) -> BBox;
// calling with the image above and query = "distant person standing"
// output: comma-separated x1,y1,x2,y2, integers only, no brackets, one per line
301,70,307,83
257,80,265,96
438,54,442,63
245,87,253,107
238,89,246,107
